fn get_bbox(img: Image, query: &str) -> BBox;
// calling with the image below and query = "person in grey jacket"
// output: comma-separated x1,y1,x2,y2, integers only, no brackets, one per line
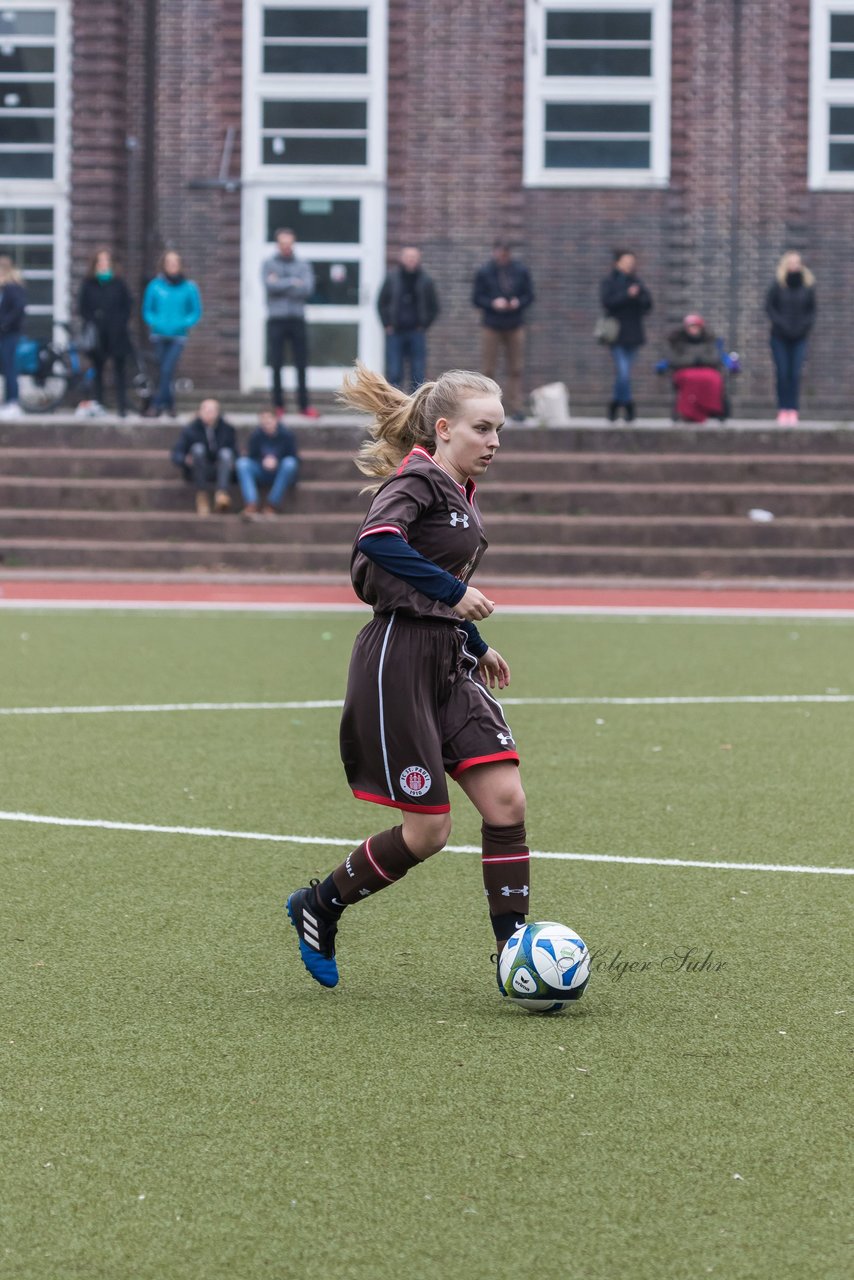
263,228,318,418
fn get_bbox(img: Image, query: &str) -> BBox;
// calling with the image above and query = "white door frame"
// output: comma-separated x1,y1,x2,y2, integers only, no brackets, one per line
240,180,385,392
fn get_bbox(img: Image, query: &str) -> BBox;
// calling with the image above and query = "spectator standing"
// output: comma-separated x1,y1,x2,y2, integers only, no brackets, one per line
142,250,202,417
170,397,237,516
377,246,440,391
765,251,816,425
236,408,300,519
0,255,26,419
263,228,319,419
665,314,725,423
78,248,133,417
600,249,653,422
472,239,534,421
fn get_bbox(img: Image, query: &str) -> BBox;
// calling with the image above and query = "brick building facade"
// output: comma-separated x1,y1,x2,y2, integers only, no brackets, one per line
2,1,852,414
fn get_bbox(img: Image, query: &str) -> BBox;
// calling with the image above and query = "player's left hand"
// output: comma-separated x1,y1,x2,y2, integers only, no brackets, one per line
478,647,510,689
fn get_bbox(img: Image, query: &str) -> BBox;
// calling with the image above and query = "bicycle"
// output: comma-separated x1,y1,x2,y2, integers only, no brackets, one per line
15,323,154,415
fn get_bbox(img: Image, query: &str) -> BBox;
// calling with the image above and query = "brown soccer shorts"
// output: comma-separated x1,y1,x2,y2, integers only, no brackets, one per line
339,613,520,814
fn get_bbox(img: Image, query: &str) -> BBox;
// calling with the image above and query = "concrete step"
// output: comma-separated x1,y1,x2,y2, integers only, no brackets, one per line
4,537,854,578
4,446,854,486
2,476,854,517
4,418,854,454
3,509,854,550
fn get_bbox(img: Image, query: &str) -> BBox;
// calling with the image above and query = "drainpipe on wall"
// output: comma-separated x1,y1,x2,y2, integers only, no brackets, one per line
141,0,158,286
727,0,743,354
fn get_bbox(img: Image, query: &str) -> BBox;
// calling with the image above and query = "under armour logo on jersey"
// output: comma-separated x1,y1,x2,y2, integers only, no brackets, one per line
497,731,515,746
449,512,470,528
501,885,529,897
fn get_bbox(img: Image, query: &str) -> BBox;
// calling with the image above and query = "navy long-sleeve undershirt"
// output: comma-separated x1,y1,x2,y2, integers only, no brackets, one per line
358,532,489,658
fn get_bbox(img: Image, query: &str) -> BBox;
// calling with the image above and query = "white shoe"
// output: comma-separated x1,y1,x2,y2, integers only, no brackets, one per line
74,400,107,418
0,401,23,419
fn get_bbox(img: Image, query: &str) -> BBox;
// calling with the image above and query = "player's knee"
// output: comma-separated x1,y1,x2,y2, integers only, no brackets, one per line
402,811,451,859
487,778,527,827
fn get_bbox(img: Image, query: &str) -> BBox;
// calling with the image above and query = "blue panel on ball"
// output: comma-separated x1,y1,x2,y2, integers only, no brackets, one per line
536,938,557,960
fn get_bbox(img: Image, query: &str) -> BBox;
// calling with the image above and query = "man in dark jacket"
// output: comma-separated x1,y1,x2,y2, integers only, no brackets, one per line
170,397,238,516
377,247,440,392
235,408,300,518
600,249,653,422
472,240,535,420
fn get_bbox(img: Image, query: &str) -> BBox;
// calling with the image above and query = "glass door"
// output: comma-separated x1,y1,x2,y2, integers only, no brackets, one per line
241,183,384,392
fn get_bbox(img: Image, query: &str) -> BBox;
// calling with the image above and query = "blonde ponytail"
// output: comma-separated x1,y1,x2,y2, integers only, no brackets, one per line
340,362,501,488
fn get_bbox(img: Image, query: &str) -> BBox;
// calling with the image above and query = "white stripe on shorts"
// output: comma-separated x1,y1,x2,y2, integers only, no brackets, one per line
377,612,397,800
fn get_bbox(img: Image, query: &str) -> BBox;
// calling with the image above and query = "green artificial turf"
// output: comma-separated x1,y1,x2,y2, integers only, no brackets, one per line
1,611,851,1280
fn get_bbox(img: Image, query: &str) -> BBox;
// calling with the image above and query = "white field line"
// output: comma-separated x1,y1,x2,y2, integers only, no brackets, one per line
3,600,854,619
0,809,850,876
1,693,853,717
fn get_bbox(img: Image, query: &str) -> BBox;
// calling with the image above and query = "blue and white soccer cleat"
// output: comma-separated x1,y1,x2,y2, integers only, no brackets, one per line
285,882,339,988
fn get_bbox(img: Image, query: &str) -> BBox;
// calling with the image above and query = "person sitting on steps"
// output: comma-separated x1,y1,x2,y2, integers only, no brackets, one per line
236,408,300,519
170,397,238,516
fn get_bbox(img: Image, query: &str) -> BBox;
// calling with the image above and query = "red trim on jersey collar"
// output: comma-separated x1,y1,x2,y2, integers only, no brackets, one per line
449,751,520,780
400,446,477,503
351,787,451,815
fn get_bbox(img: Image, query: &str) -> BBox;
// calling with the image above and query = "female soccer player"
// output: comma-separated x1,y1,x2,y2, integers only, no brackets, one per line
286,364,530,990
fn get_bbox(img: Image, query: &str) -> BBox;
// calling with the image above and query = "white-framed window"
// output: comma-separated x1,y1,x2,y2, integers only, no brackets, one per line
0,3,70,328
241,0,387,390
809,1,854,188
524,0,671,187
0,203,60,339
244,0,386,182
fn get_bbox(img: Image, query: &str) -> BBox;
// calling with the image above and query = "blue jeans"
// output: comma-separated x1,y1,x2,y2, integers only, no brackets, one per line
386,330,426,391
152,335,187,411
610,344,638,403
0,332,19,402
236,455,300,508
770,336,808,410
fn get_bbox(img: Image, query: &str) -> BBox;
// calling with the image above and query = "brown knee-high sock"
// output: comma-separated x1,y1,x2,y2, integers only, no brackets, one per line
326,825,421,907
481,820,530,942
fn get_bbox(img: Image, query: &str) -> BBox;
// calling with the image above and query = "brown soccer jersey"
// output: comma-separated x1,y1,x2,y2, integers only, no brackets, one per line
340,445,519,814
351,446,487,620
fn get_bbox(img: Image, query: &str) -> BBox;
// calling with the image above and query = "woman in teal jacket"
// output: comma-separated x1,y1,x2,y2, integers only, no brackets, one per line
142,250,202,415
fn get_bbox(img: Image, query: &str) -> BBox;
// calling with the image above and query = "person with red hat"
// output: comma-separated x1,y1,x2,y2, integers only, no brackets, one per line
665,314,725,423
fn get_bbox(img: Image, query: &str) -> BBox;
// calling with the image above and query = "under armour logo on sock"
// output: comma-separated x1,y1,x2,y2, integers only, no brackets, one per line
502,885,529,897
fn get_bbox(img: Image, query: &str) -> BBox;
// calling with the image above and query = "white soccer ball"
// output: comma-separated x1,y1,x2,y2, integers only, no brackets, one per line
498,921,590,1013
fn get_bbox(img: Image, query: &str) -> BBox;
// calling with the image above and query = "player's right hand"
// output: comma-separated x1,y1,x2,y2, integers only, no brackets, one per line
452,586,495,621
